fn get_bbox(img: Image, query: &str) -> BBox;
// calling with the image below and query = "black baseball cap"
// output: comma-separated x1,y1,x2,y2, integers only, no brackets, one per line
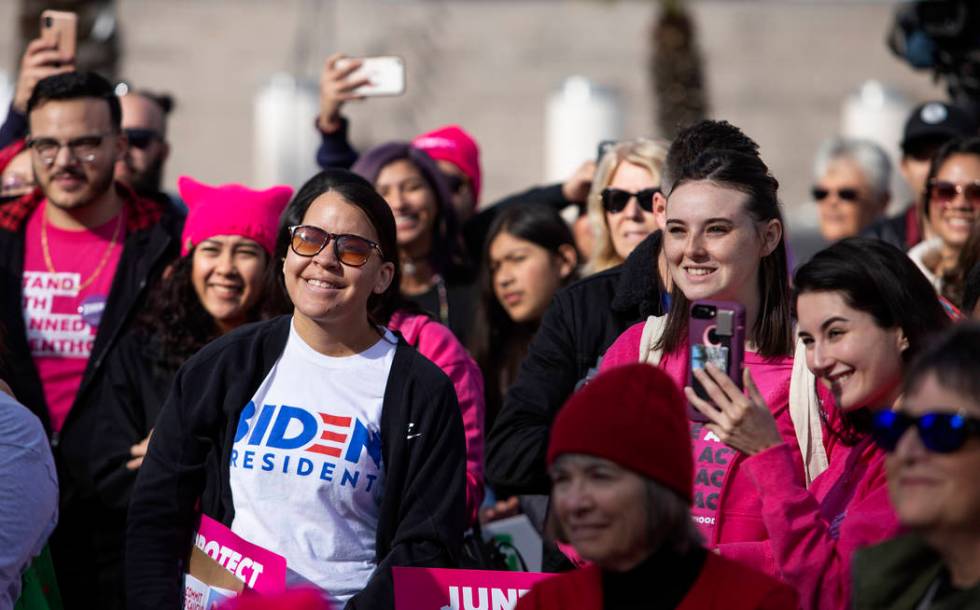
901,101,978,154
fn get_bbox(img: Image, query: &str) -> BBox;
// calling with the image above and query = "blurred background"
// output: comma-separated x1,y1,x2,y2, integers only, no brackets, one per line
1,0,970,257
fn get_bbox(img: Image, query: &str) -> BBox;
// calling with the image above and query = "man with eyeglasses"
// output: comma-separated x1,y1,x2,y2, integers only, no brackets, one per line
0,71,180,610
862,101,979,251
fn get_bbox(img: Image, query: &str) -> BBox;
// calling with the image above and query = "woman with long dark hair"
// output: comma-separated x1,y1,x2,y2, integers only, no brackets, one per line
125,169,466,609
93,176,292,507
601,121,800,559
691,238,950,610
351,143,476,344
909,136,980,293
470,204,578,428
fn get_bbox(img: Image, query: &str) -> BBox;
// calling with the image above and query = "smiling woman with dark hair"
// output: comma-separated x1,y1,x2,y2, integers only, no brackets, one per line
124,169,466,610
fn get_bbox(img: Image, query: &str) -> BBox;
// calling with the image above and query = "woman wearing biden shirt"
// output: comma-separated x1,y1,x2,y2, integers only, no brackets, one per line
125,169,466,609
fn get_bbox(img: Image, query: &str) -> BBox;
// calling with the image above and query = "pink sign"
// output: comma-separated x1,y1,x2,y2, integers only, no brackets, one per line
393,567,554,610
194,515,287,594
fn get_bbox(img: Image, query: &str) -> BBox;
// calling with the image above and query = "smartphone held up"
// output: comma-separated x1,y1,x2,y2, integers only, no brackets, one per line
336,56,406,97
40,10,78,59
687,300,746,423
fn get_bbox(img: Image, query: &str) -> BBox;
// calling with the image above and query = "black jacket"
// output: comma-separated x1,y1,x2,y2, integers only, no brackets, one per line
484,232,665,496
91,330,177,511
125,316,467,610
0,186,180,609
860,204,919,252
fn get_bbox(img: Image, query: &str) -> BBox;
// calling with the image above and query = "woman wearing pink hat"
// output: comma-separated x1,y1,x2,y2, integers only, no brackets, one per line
517,363,796,610
92,175,292,515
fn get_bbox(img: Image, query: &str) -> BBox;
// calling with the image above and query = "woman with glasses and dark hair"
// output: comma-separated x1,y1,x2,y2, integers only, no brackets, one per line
125,169,466,610
351,142,477,344
686,237,949,610
854,322,980,609
277,175,486,527
908,136,980,293
811,137,891,243
584,138,668,274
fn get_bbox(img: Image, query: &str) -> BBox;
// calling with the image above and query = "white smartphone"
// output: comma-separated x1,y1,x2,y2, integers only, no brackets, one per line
337,56,406,97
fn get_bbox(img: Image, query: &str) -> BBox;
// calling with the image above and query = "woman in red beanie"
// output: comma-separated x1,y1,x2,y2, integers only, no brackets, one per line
517,363,797,610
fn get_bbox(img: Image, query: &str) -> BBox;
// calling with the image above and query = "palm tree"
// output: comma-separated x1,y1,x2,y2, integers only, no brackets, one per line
650,0,709,138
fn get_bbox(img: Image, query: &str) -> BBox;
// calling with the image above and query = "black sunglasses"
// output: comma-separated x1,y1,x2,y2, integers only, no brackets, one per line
600,187,660,213
812,186,860,202
287,225,383,267
872,410,980,454
124,128,162,150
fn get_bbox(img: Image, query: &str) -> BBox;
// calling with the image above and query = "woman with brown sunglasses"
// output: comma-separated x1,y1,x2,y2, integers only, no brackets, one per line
124,169,466,610
908,136,980,295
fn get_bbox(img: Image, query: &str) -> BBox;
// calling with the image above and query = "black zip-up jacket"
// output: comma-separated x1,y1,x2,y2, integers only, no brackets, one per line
484,231,665,497
0,186,180,608
126,315,467,610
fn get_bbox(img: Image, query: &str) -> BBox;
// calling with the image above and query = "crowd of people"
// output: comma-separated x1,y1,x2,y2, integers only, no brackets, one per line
0,35,979,610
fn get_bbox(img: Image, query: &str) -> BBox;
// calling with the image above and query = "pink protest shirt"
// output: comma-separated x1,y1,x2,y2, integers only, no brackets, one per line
600,322,800,554
22,202,125,432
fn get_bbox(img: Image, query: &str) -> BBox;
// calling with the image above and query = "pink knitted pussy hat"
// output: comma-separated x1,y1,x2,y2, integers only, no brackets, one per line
178,176,293,256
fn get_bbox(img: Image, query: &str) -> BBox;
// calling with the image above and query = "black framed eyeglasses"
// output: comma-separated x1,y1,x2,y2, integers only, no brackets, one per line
287,225,383,267
600,187,660,213
26,133,113,166
872,410,980,454
124,128,162,150
812,186,860,202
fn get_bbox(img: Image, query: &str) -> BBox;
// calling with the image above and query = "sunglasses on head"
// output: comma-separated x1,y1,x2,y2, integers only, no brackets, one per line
287,225,383,267
600,187,660,213
812,186,860,202
927,179,980,210
872,409,980,454
124,128,162,150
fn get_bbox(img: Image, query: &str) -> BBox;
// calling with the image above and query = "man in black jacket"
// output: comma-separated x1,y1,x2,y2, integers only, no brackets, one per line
0,71,180,609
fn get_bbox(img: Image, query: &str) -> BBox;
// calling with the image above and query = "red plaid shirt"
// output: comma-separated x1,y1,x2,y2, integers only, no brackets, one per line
0,182,163,234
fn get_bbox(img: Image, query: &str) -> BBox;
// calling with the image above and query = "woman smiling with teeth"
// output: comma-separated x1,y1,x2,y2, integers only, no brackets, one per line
687,238,950,610
601,120,801,575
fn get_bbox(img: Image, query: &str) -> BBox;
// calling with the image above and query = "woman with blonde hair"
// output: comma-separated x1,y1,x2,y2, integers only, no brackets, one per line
585,138,669,274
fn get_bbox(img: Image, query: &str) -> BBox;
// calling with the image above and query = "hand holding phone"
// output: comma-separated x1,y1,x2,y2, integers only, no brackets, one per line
40,10,78,59
334,56,405,97
687,300,746,422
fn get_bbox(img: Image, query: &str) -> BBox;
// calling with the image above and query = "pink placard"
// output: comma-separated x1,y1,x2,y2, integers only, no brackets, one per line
193,515,287,594
393,567,554,610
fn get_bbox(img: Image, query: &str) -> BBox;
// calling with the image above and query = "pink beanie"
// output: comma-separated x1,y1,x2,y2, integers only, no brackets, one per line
178,176,293,257
411,124,482,204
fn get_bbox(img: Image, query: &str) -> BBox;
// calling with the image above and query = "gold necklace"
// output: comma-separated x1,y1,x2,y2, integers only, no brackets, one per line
41,207,124,293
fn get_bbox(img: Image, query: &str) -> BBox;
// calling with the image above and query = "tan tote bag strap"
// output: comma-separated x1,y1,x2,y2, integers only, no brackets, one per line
788,338,829,486
638,314,668,366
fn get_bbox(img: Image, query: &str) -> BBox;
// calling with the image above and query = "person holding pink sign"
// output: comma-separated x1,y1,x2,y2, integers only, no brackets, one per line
126,169,467,610
517,364,796,610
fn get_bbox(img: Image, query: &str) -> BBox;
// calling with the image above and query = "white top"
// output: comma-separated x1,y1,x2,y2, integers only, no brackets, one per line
230,320,396,605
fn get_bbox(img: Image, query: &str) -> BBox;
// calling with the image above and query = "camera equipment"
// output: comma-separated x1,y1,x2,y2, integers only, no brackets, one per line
888,0,980,120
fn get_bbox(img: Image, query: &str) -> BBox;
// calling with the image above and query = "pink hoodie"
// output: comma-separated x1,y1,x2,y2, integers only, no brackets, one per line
602,321,899,610
601,322,801,558
728,420,898,610
389,310,485,524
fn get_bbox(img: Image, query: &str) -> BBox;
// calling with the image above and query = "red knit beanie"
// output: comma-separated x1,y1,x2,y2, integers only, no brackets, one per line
547,363,693,502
